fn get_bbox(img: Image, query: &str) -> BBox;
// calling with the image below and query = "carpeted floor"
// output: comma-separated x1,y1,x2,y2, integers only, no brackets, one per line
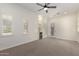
0,37,79,56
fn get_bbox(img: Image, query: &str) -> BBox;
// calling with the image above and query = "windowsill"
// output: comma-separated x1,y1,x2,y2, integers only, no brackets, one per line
1,33,13,36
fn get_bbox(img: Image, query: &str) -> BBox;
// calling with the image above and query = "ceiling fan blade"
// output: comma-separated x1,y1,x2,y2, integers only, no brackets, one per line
38,8,44,11
36,3,44,7
47,6,56,8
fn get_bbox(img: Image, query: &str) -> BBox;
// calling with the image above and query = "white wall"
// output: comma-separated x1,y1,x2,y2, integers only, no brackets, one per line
0,4,39,50
49,12,79,41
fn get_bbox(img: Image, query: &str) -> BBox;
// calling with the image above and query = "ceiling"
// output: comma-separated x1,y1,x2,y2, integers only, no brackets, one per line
18,3,79,17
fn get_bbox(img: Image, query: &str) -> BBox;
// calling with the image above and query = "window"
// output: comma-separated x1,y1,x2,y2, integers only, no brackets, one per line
24,19,28,34
2,15,13,35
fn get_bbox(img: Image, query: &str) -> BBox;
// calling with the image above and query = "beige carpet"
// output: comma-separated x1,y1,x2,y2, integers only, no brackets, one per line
0,37,79,56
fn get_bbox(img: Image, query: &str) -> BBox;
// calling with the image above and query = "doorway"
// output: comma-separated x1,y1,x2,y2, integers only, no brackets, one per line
38,24,43,40
50,23,54,36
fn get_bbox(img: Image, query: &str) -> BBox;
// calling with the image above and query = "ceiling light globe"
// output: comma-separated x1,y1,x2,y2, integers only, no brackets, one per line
44,8,48,10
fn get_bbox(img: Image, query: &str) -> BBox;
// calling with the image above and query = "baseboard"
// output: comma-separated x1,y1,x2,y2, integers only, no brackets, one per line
48,36,78,42
0,39,37,51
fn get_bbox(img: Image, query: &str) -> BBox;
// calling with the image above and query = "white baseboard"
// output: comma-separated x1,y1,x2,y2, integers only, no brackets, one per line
0,39,37,51
48,36,78,42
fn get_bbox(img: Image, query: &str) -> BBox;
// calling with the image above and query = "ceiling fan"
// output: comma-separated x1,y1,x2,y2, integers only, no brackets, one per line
36,3,56,13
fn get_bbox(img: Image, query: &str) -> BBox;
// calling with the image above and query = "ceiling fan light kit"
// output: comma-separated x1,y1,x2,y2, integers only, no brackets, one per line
44,8,48,11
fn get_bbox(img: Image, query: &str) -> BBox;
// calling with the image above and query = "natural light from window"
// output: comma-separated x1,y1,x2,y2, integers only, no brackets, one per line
23,19,28,34
1,15,13,35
